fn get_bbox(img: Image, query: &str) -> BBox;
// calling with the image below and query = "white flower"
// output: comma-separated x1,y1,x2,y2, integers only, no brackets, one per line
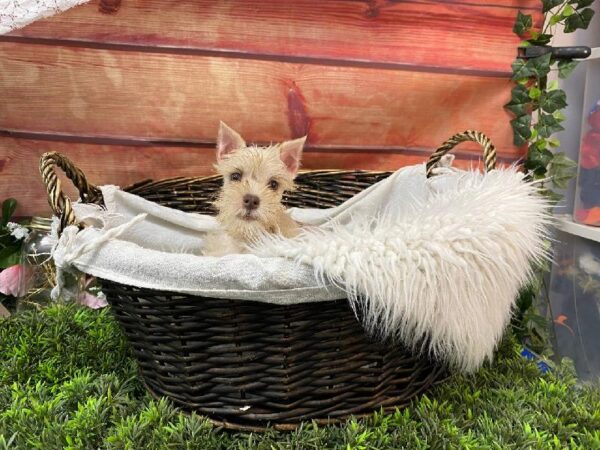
6,222,29,241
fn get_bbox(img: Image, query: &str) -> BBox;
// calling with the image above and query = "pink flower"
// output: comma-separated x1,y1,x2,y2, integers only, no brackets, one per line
79,275,108,309
78,292,108,310
0,264,34,297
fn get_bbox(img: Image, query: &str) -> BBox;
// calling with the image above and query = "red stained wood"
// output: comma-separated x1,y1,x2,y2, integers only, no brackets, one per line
0,137,512,216
98,0,122,15
6,0,542,74
1,138,214,216
287,81,311,138
0,43,521,157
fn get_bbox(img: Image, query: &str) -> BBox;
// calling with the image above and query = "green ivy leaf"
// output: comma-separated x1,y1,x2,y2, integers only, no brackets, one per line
569,0,594,9
530,128,539,141
553,109,567,121
540,89,567,113
558,60,579,78
528,87,542,100
512,84,530,102
548,153,577,188
537,113,565,137
505,84,531,116
547,137,561,147
547,79,559,91
511,115,532,146
511,54,552,81
530,33,553,45
0,246,21,269
513,11,533,35
511,59,536,79
549,14,563,25
542,0,563,12
550,152,578,169
506,104,529,117
528,53,552,78
563,4,575,16
536,149,554,168
1,199,17,227
564,8,595,32
551,170,575,189
525,146,554,175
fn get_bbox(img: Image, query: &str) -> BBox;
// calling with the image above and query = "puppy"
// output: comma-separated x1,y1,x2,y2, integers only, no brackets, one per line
203,122,306,256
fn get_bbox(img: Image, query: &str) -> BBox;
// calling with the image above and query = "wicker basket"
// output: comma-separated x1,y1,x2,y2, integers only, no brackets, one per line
39,130,496,431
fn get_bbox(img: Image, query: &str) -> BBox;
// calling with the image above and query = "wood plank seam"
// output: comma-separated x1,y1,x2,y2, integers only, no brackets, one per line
0,42,520,154
395,0,539,11
0,35,514,78
0,130,521,164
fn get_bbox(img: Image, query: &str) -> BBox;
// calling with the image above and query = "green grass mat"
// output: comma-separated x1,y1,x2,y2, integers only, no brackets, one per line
0,304,598,449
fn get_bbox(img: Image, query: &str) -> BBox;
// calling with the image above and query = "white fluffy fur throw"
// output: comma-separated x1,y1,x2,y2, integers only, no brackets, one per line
255,165,551,372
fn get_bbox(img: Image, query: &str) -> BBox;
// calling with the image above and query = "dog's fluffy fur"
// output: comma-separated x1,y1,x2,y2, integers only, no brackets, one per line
203,122,306,256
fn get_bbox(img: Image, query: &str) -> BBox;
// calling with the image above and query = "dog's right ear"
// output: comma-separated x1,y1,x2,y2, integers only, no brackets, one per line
217,121,246,160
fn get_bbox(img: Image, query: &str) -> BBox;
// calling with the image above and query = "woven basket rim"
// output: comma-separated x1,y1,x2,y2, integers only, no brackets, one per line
124,170,399,302
125,168,393,187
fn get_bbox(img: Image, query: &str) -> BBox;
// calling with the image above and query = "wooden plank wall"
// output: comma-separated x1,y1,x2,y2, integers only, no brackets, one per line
0,0,542,216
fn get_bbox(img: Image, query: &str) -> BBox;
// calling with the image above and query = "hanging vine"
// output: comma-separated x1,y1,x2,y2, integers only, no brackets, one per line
507,0,594,199
507,0,595,353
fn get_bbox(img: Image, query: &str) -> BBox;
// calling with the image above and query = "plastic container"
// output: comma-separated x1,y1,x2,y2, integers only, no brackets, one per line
548,223,600,381
574,48,600,226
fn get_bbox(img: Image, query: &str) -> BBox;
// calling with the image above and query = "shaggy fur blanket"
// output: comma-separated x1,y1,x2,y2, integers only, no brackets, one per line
255,164,551,372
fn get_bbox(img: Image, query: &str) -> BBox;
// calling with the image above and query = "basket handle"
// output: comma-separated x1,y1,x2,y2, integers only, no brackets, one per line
39,152,103,233
426,130,496,178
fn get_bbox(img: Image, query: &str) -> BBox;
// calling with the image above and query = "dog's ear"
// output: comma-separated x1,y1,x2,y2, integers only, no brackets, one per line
279,136,306,175
217,121,246,160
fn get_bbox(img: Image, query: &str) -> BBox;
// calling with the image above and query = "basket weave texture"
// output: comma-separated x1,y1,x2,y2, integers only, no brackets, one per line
40,130,497,430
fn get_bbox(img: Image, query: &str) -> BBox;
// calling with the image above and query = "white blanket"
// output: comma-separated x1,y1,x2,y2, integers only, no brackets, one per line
52,162,550,372
53,186,346,304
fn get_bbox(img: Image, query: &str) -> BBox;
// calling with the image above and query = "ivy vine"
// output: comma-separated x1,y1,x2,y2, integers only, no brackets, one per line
507,0,595,354
507,0,595,202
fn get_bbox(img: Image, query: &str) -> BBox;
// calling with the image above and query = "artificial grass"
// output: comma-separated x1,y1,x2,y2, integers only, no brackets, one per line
0,305,598,449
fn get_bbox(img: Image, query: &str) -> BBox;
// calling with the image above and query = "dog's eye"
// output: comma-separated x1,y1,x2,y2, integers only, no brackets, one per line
230,172,242,182
268,179,279,190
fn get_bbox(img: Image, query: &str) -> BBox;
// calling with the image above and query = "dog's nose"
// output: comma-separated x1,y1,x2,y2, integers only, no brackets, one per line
243,194,260,210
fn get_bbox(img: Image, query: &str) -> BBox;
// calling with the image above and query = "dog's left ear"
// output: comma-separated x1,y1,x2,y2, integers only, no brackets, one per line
279,136,306,175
